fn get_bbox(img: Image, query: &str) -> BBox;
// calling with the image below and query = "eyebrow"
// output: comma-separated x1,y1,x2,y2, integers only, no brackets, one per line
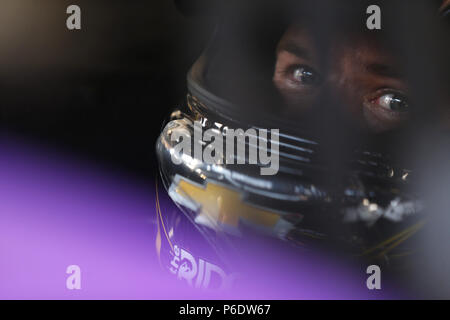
366,63,404,79
277,42,311,60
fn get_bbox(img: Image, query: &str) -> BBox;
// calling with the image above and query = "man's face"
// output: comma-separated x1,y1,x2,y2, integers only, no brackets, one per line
273,24,410,133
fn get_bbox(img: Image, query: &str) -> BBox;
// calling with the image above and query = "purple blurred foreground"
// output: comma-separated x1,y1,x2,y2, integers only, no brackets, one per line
0,135,404,299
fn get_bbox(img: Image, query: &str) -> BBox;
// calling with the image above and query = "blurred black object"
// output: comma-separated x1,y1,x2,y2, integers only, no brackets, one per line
0,0,213,177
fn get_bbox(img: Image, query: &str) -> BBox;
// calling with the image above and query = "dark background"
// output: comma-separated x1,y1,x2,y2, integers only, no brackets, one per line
0,0,213,178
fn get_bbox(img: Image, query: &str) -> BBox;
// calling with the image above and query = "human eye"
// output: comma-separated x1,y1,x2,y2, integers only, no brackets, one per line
373,92,409,113
285,65,321,87
363,89,410,132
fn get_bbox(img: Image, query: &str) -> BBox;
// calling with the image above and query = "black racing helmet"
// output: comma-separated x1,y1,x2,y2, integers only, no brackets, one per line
157,0,449,271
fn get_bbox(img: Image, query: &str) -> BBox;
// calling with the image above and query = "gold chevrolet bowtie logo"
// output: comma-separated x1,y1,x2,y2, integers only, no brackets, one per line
175,178,281,229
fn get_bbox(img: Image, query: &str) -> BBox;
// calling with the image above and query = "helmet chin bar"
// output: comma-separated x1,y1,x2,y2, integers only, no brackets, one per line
157,92,424,268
